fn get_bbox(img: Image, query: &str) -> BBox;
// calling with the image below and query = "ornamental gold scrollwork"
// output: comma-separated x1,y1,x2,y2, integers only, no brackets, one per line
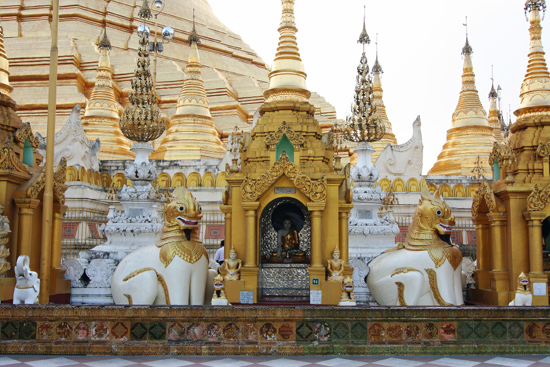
0,137,30,174
25,157,68,205
489,141,517,167
537,140,550,158
241,152,327,202
264,121,305,147
471,178,497,217
527,183,550,212
14,122,40,149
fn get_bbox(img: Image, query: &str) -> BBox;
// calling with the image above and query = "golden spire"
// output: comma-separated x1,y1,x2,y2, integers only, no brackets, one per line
263,0,310,102
453,35,488,128
82,27,134,160
428,32,495,176
488,80,505,144
150,13,225,160
119,31,165,143
516,1,550,116
370,35,397,163
0,26,13,97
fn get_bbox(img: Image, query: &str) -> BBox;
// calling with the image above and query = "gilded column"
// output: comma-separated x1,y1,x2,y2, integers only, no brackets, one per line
487,212,509,302
338,205,352,265
220,205,232,259
308,202,325,268
51,204,67,269
242,202,260,267
523,211,548,305
14,198,40,258
472,215,490,289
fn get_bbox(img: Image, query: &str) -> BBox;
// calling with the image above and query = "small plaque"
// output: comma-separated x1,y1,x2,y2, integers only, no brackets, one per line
312,278,319,286
358,210,373,220
128,208,143,218
533,282,547,296
310,290,322,304
240,291,254,304
274,187,296,194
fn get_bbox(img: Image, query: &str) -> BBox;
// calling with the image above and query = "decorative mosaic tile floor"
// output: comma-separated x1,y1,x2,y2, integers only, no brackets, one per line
1,355,550,367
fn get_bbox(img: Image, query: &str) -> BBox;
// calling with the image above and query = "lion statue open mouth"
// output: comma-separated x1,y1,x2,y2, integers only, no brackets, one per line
111,187,212,305
367,187,463,306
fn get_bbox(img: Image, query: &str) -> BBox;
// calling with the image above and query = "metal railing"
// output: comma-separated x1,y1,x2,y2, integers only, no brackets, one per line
61,208,108,260
199,211,225,259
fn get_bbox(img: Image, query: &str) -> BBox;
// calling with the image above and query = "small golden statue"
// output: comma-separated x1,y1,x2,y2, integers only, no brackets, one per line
276,218,304,259
0,204,11,277
213,274,226,300
223,246,242,281
508,272,532,306
339,276,356,305
327,245,344,282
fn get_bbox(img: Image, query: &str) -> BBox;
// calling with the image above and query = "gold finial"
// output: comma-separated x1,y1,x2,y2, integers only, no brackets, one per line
188,8,201,45
489,66,498,99
461,17,473,55
358,6,370,51
138,0,152,20
98,28,112,50
119,32,165,142
372,33,383,74
525,0,546,19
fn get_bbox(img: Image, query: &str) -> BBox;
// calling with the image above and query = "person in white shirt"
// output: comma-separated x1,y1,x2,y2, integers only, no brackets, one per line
214,240,225,265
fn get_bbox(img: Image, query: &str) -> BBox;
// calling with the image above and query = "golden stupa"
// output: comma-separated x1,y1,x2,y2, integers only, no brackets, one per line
428,36,495,176
150,22,225,160
471,0,550,306
221,0,352,305
81,28,134,160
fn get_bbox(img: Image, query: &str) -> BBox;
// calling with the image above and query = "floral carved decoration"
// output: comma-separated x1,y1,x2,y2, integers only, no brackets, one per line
489,141,517,167
537,140,550,158
241,152,327,202
23,157,68,205
471,178,496,217
264,121,305,147
0,136,29,174
14,122,40,149
527,183,550,212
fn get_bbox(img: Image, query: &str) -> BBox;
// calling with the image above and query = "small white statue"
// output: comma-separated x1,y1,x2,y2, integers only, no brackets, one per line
509,272,532,306
13,255,40,304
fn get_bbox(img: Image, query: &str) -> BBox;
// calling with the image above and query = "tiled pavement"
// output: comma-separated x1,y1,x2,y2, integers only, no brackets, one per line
0,355,550,367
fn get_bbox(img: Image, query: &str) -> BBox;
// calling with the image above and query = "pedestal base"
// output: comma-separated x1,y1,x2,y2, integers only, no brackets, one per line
338,300,357,306
211,298,229,306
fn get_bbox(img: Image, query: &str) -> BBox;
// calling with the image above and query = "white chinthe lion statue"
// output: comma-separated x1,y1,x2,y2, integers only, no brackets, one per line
112,187,213,305
367,188,463,306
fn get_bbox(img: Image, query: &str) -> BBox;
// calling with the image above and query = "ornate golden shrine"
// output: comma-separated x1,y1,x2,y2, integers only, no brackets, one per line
471,1,550,306
220,0,352,305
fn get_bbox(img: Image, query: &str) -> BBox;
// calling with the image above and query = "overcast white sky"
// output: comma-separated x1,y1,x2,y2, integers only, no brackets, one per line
208,0,545,174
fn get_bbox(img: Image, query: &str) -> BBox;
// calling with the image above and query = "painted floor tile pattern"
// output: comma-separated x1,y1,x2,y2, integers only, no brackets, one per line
1,356,550,367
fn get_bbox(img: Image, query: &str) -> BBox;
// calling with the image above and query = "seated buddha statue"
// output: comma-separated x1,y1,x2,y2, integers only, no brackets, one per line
275,218,304,259
327,246,344,282
223,246,242,281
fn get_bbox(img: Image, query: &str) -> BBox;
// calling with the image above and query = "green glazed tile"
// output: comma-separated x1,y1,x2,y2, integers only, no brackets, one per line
1,321,18,340
350,322,368,344
490,321,507,340
18,321,36,340
130,322,148,341
148,322,166,341
456,322,473,340
296,322,313,343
